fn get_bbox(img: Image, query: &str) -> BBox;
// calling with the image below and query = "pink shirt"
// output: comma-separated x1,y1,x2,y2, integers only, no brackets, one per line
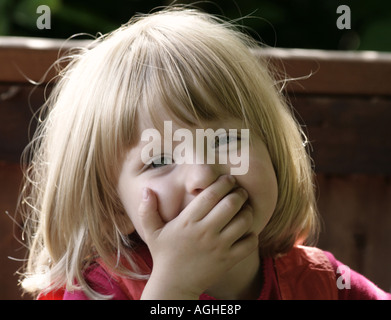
61,246,391,300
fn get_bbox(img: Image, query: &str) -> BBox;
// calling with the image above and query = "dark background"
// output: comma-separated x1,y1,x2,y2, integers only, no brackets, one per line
1,0,391,52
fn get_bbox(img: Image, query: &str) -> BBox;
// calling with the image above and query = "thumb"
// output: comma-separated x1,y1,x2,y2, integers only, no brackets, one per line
138,187,164,237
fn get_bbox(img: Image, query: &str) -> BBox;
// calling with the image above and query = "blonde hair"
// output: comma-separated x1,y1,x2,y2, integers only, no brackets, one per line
20,7,319,299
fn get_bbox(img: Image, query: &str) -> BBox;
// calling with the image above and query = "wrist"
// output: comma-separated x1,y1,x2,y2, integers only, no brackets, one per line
141,271,201,300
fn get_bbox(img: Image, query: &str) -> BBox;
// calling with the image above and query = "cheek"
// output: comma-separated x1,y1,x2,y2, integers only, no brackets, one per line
242,157,278,232
118,187,141,235
117,174,149,237
244,174,278,213
148,182,183,223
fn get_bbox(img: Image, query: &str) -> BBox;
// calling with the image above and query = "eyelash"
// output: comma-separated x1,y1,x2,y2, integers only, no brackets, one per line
212,134,241,149
150,155,173,169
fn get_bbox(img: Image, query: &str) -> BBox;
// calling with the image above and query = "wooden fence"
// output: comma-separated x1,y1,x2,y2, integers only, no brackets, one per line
1,37,390,299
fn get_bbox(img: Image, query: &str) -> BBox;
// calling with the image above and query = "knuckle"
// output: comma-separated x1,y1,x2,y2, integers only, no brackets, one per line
222,190,247,212
202,188,219,202
237,187,248,199
220,174,235,185
222,195,239,211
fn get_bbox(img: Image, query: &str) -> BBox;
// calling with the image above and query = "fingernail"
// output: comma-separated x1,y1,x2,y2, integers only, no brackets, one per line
227,175,235,184
142,188,149,201
240,188,248,197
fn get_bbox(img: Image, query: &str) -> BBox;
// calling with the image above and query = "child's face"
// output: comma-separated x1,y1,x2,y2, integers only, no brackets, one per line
117,115,278,242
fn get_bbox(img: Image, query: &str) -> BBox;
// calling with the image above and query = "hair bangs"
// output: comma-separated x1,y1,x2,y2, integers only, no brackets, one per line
130,16,252,134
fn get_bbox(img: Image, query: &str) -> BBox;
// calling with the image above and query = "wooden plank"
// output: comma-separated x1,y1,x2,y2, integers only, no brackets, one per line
291,94,391,174
0,85,43,163
259,48,391,96
316,173,391,293
0,37,90,84
0,162,27,300
1,37,391,95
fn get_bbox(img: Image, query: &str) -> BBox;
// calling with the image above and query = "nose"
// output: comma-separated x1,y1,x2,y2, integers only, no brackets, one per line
184,163,222,197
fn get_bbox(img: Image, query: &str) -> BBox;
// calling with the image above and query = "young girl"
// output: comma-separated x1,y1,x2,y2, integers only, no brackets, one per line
20,8,390,300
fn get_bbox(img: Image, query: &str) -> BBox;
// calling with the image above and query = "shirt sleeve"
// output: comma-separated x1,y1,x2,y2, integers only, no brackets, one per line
323,251,391,300
62,263,129,300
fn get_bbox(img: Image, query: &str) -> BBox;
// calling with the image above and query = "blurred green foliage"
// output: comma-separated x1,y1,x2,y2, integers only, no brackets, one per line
1,0,390,52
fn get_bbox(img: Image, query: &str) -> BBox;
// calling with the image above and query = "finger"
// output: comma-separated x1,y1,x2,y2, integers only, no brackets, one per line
220,204,253,244
202,187,249,232
181,175,236,222
138,188,164,237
